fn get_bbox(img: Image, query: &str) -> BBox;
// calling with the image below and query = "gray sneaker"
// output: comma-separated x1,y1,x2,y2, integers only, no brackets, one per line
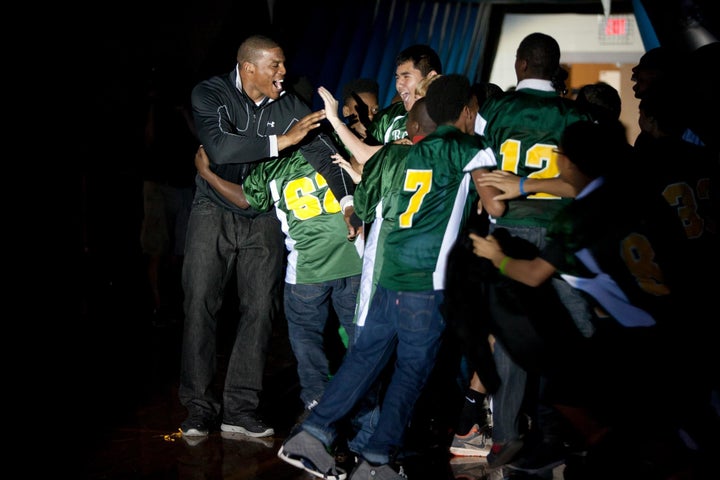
449,424,493,457
349,460,407,479
221,413,274,438
278,430,347,480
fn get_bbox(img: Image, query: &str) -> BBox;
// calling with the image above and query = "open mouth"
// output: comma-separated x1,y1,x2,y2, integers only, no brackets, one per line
273,79,284,92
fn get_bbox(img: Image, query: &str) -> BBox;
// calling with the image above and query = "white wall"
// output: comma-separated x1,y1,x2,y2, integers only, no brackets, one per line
489,13,647,90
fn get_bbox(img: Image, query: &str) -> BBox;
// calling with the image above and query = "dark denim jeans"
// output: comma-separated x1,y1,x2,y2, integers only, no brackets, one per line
179,196,284,422
284,275,361,408
303,285,446,465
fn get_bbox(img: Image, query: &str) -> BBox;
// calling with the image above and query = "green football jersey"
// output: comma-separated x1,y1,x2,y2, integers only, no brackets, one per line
243,150,362,284
478,87,591,227
366,101,408,145
379,125,494,292
352,143,411,325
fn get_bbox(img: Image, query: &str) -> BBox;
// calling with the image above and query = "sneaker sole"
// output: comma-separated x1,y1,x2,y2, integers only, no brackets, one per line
181,428,209,437
449,446,491,457
220,423,274,438
277,446,347,480
220,431,274,448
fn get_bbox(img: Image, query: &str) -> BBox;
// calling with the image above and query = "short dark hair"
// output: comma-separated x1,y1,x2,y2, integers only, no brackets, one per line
396,44,443,76
471,81,503,110
341,78,380,105
237,35,281,64
576,82,622,124
517,32,561,78
425,74,471,125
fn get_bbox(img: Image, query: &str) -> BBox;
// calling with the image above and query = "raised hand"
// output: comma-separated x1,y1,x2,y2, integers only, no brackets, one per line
317,86,341,124
278,110,326,151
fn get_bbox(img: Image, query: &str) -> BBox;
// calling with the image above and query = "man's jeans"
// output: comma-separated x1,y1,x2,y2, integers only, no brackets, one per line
179,197,284,422
284,275,361,408
488,223,594,442
303,285,446,465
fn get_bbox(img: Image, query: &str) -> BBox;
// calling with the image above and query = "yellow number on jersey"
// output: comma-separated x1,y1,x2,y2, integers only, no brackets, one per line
399,169,432,228
283,173,339,220
663,181,704,239
620,232,670,296
499,140,560,199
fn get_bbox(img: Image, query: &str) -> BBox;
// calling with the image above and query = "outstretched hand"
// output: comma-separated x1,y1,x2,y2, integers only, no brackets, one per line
317,86,341,124
279,110,326,151
475,170,522,201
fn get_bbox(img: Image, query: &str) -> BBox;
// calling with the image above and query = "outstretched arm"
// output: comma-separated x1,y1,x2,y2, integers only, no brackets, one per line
194,146,250,210
469,232,555,287
476,170,577,200
276,110,327,151
318,86,382,165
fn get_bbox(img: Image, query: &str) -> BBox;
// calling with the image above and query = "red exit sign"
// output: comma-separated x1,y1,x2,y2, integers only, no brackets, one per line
605,17,627,36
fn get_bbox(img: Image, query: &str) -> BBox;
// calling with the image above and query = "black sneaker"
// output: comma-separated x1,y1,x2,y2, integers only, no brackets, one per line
181,412,212,437
221,413,274,438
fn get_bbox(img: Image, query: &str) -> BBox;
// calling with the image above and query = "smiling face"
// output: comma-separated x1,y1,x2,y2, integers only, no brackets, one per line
241,46,287,103
394,60,426,112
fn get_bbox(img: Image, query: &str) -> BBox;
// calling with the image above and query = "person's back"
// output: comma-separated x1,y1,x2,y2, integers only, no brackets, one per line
474,32,594,471
379,75,488,292
479,85,589,228
353,97,436,327
633,84,719,424
243,150,363,286
635,85,718,255
242,149,363,413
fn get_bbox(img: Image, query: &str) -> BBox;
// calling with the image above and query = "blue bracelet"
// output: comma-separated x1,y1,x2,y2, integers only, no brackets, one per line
519,177,527,196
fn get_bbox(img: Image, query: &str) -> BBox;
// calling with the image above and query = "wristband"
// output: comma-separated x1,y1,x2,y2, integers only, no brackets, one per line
499,256,510,276
519,177,528,196
339,196,354,214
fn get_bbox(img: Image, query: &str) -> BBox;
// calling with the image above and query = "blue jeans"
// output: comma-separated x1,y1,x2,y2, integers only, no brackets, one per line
179,196,284,422
488,224,594,443
284,275,361,408
302,285,446,465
